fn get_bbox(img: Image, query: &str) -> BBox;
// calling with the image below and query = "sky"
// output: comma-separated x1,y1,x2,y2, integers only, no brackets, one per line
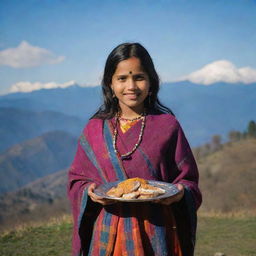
0,0,256,94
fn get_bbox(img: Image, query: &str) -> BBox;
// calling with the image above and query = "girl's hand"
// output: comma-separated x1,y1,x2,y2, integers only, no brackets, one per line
152,183,184,205
87,183,117,206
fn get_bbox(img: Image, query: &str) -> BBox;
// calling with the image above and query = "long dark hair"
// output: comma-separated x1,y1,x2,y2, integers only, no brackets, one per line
92,42,174,119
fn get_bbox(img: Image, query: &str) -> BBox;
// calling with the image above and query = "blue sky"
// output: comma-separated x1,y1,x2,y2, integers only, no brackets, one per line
0,0,256,94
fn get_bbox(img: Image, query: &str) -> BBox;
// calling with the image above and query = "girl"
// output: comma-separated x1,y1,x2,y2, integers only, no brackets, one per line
68,42,202,256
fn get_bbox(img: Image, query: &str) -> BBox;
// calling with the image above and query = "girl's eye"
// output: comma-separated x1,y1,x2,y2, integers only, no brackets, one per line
118,76,126,81
135,75,145,81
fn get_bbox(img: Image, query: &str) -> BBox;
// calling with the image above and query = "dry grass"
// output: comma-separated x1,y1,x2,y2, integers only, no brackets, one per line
0,214,72,237
198,209,256,219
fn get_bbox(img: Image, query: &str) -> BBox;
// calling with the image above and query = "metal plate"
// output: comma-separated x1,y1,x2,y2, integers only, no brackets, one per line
93,180,180,202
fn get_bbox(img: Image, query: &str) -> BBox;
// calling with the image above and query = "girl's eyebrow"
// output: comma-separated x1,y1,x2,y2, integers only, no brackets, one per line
133,73,146,76
116,74,128,78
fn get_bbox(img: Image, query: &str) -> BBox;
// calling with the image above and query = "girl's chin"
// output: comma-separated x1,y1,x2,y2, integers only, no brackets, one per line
119,102,145,111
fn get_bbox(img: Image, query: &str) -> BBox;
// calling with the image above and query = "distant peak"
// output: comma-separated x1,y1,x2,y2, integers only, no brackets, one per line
6,80,100,95
176,60,256,85
9,80,79,93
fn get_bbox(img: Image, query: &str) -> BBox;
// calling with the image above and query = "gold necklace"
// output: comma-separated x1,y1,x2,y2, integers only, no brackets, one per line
113,113,146,160
118,115,143,122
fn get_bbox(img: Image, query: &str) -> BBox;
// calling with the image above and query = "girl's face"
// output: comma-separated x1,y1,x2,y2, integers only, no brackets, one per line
111,57,150,115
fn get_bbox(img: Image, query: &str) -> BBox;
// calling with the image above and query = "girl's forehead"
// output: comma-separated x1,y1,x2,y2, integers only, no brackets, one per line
114,57,145,75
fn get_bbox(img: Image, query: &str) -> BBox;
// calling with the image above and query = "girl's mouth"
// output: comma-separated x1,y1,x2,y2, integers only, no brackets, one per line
124,93,140,99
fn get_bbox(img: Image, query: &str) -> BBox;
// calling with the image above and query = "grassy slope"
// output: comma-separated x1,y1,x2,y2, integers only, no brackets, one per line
1,215,256,256
195,215,256,256
198,138,256,212
0,216,72,256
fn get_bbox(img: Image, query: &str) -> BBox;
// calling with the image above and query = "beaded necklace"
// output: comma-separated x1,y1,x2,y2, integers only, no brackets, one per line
118,116,143,122
113,113,146,160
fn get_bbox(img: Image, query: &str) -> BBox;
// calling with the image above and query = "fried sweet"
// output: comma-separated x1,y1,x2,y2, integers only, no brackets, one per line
139,184,166,195
106,186,124,197
106,177,166,200
116,178,145,194
121,191,140,199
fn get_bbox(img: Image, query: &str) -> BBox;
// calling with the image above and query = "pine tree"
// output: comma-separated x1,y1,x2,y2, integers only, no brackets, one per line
247,120,256,138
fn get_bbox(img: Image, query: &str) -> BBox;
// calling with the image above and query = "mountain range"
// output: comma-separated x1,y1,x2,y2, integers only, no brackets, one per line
0,130,77,194
0,107,84,152
1,81,255,146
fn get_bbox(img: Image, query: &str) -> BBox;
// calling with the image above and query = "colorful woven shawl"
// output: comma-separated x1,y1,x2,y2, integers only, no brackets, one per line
67,113,202,256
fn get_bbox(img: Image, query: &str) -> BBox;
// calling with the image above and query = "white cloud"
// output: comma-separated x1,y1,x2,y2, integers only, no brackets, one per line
0,41,65,68
178,60,256,85
9,80,77,93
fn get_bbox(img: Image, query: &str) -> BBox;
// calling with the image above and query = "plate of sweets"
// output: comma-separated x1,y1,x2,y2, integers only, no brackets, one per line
94,177,180,202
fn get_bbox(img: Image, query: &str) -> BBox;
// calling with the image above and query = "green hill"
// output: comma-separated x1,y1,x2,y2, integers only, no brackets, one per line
0,214,255,256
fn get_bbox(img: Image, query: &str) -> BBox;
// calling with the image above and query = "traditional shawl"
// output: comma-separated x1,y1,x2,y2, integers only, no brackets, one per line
67,113,202,256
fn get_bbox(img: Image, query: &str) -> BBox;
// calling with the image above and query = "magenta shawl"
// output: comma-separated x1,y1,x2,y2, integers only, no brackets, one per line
67,113,202,256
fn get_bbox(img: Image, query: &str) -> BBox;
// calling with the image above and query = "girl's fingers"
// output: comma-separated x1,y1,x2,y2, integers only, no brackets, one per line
88,183,96,193
152,184,185,205
88,183,103,201
87,183,117,205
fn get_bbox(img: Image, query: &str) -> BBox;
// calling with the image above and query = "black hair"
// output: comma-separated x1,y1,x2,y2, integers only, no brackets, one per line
91,42,174,119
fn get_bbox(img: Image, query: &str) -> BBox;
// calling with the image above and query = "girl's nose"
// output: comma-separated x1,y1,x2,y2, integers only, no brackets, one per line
127,78,137,89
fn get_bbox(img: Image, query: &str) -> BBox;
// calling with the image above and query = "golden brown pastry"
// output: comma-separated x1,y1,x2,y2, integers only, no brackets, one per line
138,184,166,195
121,191,140,199
106,186,124,197
106,177,165,199
117,178,146,194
